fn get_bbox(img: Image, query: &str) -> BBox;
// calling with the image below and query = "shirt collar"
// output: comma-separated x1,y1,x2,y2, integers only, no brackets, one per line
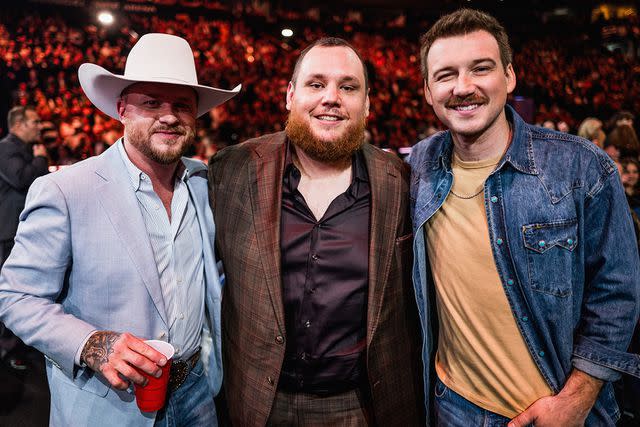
434,105,538,176
283,138,369,184
117,138,189,192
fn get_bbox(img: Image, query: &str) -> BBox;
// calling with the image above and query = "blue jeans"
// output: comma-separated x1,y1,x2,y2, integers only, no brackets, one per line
154,359,218,427
434,377,513,427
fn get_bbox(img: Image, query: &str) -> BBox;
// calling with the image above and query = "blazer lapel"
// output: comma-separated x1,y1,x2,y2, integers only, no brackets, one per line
94,141,168,328
250,135,287,333
363,144,401,345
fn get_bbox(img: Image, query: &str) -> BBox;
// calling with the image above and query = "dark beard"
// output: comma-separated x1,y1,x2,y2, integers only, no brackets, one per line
285,113,366,164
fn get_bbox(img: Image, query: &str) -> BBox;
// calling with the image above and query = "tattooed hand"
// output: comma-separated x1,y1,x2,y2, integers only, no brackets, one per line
80,331,168,390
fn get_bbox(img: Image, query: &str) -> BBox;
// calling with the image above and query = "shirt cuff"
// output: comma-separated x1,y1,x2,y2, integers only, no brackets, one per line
572,356,621,382
75,330,98,367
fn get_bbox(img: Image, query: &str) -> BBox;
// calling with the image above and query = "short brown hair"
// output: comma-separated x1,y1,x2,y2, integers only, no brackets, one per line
7,106,35,131
291,37,369,91
420,8,513,80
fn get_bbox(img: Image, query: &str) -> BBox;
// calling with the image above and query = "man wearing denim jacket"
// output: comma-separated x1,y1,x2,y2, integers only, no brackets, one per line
409,8,640,427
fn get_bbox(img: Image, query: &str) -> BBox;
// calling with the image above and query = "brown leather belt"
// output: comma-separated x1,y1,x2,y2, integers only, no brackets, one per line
168,349,201,393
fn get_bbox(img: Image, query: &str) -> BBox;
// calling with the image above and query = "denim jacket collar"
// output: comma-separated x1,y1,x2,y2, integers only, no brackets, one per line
433,105,539,176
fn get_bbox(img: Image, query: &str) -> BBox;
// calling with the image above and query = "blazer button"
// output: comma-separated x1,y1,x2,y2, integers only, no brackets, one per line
275,335,284,344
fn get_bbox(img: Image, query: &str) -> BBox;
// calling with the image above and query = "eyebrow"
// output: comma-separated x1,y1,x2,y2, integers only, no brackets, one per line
305,73,362,85
432,58,497,76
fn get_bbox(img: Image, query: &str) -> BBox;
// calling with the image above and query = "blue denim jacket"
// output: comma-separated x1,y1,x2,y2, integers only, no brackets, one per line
409,106,640,426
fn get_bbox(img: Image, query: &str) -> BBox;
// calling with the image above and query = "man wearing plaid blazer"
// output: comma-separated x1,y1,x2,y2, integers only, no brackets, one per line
209,38,424,426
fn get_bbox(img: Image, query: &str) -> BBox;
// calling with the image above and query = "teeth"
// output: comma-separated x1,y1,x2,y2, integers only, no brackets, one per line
455,104,479,111
317,115,340,121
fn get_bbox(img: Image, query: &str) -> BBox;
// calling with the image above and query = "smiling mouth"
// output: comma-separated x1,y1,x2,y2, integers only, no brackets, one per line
449,103,482,112
314,115,344,122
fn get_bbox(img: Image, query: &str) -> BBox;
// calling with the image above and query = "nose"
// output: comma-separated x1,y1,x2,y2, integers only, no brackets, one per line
452,73,476,97
157,103,179,125
321,83,340,107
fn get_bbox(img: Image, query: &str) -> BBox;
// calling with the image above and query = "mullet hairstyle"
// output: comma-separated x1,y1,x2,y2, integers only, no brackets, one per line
290,37,369,91
419,8,513,81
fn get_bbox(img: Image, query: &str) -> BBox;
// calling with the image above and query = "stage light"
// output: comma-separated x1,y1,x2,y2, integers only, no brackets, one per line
281,28,293,37
98,11,114,26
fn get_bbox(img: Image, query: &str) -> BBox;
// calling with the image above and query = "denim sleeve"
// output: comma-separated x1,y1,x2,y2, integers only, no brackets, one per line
572,171,640,381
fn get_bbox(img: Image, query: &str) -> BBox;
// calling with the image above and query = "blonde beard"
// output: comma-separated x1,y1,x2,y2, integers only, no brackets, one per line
123,119,195,165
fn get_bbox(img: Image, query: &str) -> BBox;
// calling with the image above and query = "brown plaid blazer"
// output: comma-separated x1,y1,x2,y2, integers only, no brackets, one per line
209,132,424,426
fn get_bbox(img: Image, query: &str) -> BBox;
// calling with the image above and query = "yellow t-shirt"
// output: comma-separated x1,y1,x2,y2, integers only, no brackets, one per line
425,152,552,418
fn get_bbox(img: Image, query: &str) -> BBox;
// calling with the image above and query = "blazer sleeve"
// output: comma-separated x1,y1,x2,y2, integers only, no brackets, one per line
0,175,97,378
0,143,48,190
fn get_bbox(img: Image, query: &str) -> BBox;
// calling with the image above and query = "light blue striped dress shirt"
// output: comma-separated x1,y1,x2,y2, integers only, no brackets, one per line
118,142,205,361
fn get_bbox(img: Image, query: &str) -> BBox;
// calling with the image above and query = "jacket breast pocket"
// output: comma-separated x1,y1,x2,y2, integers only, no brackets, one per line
522,218,578,297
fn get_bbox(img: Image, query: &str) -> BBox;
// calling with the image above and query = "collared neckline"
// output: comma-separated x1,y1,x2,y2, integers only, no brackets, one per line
283,138,369,186
433,105,538,176
117,138,190,191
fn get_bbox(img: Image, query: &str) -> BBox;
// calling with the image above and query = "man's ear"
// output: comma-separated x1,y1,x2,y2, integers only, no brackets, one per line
423,80,433,106
116,98,126,120
505,63,516,94
365,88,370,117
285,81,294,111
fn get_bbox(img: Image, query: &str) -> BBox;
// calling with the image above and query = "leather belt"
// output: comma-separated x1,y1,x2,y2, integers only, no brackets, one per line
168,349,200,393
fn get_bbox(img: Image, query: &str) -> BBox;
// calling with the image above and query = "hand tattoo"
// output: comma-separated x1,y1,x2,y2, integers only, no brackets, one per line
81,331,121,372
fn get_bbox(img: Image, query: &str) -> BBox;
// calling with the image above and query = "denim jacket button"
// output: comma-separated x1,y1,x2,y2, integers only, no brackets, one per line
490,196,498,203
522,316,529,322
497,238,503,245
538,350,545,357
538,240,546,248
506,279,514,286
567,238,574,245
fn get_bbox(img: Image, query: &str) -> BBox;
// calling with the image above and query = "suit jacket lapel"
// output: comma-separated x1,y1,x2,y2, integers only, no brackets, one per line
94,141,168,328
250,134,287,332
363,144,401,345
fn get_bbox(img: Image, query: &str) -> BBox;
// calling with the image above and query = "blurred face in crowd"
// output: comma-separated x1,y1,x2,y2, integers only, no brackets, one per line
15,109,42,144
285,45,369,163
623,161,639,188
604,145,620,162
423,30,515,141
117,82,197,165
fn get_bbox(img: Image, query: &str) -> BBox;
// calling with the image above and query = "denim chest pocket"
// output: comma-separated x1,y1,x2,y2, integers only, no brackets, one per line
522,218,578,297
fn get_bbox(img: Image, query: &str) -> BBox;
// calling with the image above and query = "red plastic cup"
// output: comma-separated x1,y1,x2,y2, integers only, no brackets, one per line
134,340,175,412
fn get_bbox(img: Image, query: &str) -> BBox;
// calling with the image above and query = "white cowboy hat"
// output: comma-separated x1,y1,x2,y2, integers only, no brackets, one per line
78,33,241,120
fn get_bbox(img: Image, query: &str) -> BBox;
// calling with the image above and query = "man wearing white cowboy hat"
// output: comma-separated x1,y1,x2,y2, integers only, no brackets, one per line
0,33,240,426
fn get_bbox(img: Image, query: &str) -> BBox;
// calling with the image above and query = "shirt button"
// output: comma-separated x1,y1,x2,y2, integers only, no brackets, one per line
155,205,160,210
275,335,284,344
490,196,498,203
179,313,184,320
567,238,574,245
311,254,319,261
538,240,546,248
522,316,529,322
496,238,503,245
506,279,514,286
304,320,311,328
539,351,545,357
177,278,183,284
267,376,274,386
175,347,180,354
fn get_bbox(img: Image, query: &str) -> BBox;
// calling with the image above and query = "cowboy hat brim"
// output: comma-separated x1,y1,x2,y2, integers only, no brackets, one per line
78,63,241,121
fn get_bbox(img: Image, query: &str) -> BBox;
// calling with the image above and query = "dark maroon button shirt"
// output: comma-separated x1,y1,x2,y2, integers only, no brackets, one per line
278,142,370,394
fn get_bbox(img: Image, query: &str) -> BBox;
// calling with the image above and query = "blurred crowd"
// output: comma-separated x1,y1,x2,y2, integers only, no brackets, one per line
0,5,638,166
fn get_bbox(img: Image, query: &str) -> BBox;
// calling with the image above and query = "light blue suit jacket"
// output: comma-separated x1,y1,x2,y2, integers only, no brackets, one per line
0,140,223,426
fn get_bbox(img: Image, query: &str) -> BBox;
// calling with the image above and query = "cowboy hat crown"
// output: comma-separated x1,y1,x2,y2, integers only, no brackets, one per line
78,33,240,120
